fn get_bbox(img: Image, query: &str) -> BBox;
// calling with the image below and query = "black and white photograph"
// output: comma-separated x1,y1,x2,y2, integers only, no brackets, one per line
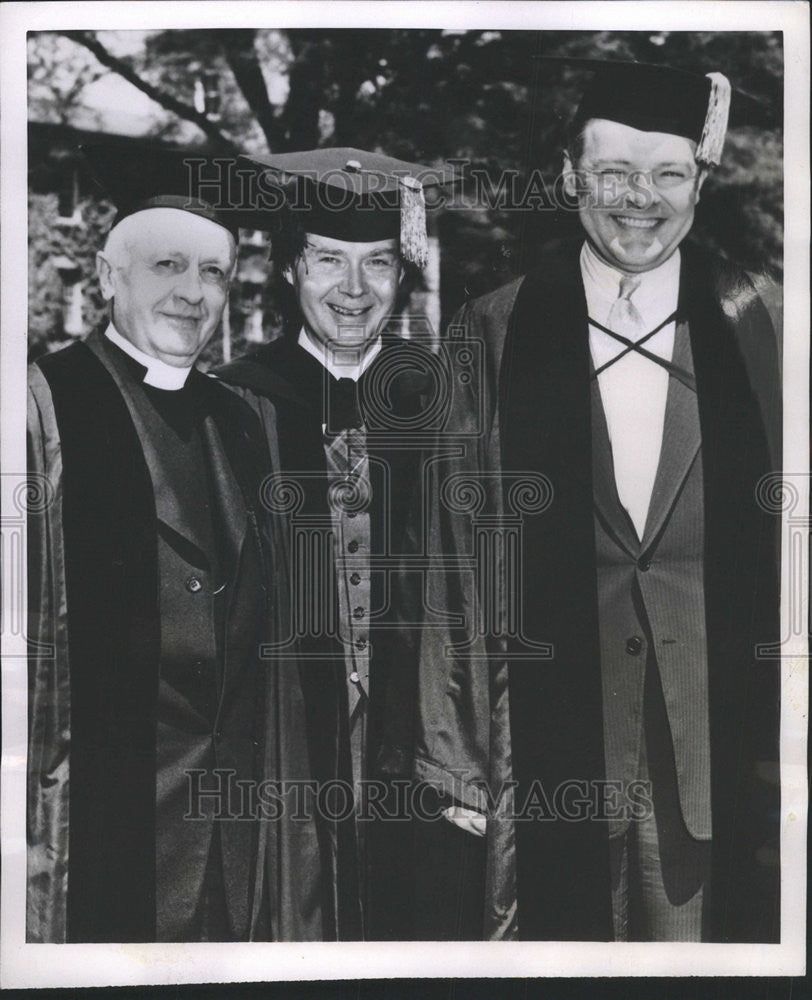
0,0,808,990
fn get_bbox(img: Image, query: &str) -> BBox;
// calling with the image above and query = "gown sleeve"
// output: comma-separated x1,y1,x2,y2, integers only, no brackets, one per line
409,298,518,939
26,364,71,943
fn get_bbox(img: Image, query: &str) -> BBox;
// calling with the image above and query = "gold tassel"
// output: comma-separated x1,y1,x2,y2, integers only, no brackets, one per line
696,72,731,166
399,175,428,268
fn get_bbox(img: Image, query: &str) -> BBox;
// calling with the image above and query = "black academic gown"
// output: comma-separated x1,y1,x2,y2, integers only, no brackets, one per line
217,333,430,939
27,330,326,942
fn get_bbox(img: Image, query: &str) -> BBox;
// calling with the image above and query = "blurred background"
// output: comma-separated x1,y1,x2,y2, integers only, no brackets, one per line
28,28,783,366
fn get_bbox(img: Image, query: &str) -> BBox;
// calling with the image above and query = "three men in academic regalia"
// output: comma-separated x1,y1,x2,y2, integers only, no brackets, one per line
412,61,781,942
27,58,782,947
27,145,334,942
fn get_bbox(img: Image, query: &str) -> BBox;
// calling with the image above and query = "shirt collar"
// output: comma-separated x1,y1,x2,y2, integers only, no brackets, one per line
297,328,382,382
580,241,681,327
104,323,193,390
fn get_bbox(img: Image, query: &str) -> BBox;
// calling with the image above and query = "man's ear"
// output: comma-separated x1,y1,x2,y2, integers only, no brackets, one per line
694,165,709,204
96,251,115,301
283,266,295,287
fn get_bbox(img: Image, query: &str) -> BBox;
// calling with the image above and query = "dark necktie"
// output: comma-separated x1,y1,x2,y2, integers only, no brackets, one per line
327,377,363,433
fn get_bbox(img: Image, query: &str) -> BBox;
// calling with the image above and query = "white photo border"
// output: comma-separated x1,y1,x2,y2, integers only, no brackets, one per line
1,1,808,988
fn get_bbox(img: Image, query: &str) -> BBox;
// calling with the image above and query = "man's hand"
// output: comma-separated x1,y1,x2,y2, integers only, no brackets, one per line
441,805,486,837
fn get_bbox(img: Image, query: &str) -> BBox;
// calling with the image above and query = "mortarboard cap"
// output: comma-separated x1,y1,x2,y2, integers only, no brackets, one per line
537,57,772,167
81,142,267,241
238,148,458,268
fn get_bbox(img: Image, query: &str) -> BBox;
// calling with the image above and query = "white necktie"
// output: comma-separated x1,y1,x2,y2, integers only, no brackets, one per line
598,276,668,539
607,275,643,331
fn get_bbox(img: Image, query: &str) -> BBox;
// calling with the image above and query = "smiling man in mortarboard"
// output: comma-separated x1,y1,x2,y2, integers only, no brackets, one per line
26,144,331,943
413,61,782,943
217,148,458,940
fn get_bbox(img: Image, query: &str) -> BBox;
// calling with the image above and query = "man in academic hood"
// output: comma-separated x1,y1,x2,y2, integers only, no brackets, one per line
413,61,782,942
216,149,472,939
26,144,332,943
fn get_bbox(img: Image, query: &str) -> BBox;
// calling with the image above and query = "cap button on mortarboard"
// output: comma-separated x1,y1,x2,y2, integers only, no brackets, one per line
345,160,363,172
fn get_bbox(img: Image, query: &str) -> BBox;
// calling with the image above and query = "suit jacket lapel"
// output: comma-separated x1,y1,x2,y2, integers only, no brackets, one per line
590,367,640,556
640,319,700,549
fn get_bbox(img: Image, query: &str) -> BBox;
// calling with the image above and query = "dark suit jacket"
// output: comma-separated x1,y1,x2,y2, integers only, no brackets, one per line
591,303,712,840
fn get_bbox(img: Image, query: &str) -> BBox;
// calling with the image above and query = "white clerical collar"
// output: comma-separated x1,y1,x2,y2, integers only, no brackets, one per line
298,328,382,382
580,241,681,327
104,324,193,390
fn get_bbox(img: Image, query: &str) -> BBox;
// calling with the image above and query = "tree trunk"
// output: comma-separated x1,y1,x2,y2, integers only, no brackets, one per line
221,30,286,153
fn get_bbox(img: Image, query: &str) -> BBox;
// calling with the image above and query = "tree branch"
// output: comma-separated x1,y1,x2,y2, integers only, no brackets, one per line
59,30,238,152
220,29,286,152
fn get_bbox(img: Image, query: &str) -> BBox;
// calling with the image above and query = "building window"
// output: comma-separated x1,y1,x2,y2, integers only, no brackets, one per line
51,255,84,337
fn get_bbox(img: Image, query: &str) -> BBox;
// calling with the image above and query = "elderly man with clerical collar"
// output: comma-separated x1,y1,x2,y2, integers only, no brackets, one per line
217,149,465,939
413,61,781,942
26,144,338,943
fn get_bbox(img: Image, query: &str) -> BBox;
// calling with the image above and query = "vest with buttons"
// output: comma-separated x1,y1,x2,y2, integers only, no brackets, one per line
87,337,267,942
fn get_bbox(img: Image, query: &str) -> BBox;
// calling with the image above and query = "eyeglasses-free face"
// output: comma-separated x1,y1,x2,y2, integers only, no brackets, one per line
285,236,402,351
97,208,235,366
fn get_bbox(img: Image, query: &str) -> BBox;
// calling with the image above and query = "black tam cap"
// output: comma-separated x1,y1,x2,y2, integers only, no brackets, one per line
238,148,458,267
81,142,266,241
537,57,765,166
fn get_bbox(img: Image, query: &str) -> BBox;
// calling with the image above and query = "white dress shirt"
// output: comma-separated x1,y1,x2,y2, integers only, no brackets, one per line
298,328,382,382
104,323,192,390
581,242,681,539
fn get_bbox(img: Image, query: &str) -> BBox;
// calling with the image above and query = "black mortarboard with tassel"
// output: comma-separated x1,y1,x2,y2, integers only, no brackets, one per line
238,148,459,268
536,57,775,167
